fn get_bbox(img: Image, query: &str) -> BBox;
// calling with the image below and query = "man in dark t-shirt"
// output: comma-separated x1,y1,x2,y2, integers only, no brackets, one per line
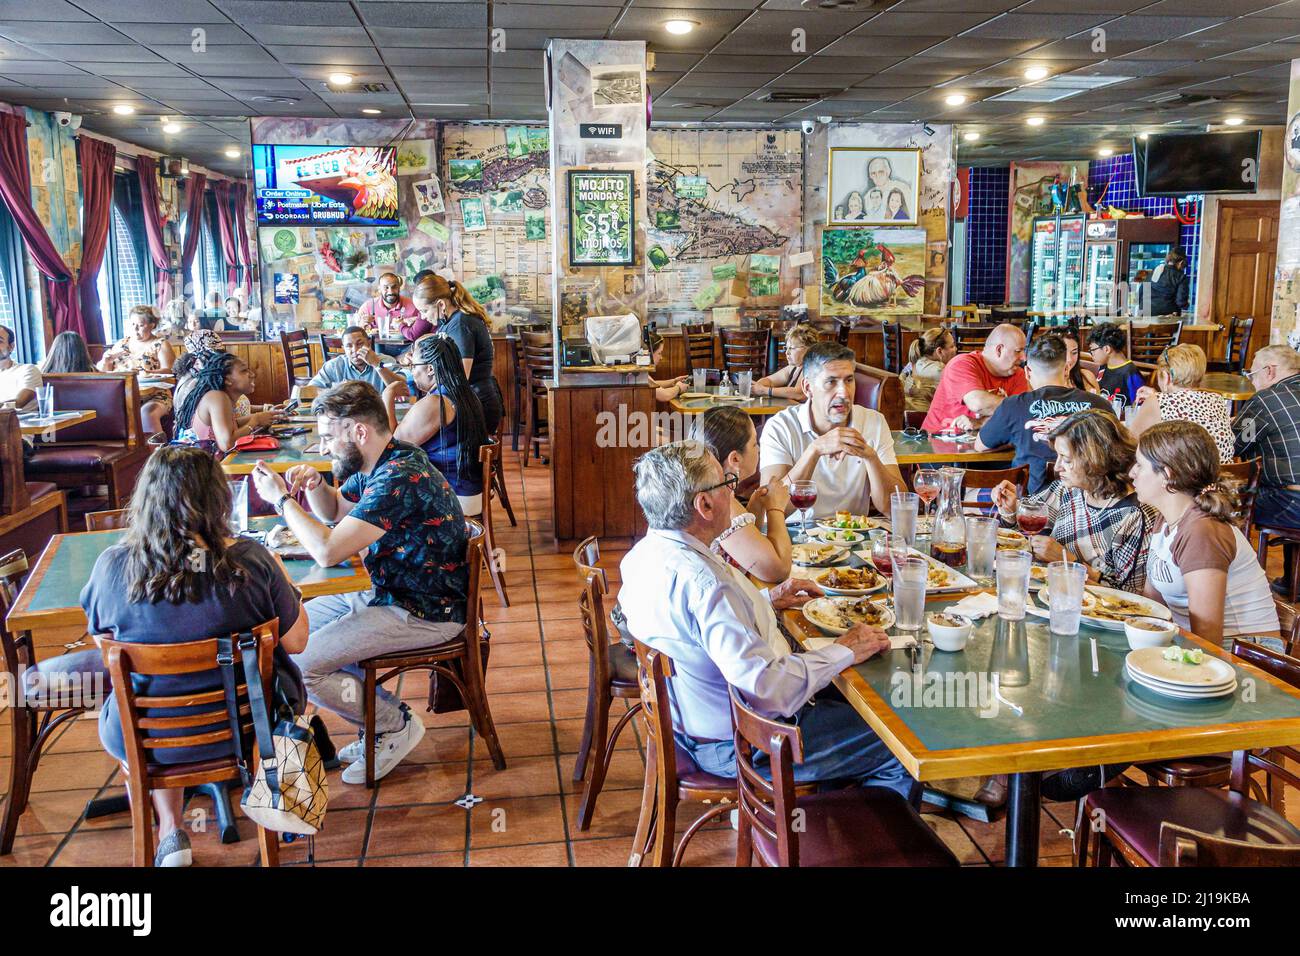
977,334,1113,492
1087,321,1146,407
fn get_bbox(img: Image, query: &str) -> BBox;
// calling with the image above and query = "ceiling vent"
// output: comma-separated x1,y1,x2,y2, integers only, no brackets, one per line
360,82,390,94
248,95,299,105
799,0,888,9
760,90,825,104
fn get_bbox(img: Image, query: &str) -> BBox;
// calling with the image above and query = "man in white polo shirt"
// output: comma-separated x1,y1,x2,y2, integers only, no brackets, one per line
759,341,904,518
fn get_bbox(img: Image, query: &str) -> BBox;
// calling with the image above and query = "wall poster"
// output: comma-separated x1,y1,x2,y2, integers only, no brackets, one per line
567,169,635,266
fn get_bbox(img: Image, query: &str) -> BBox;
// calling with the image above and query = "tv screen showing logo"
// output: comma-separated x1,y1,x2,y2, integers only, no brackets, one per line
253,144,399,226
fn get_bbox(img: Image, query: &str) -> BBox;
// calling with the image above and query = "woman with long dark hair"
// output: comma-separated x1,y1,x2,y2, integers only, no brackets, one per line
174,352,280,452
383,333,488,515
410,275,503,434
80,446,309,866
40,330,94,374
1059,325,1099,393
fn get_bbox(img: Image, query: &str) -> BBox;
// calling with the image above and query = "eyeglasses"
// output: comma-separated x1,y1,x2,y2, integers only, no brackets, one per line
898,426,926,442
696,472,739,495
1246,365,1276,380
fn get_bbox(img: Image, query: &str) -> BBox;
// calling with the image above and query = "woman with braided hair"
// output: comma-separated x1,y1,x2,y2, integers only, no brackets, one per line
382,333,488,515
175,351,281,452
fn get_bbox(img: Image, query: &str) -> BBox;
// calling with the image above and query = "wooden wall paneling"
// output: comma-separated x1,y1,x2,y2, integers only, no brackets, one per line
550,385,575,542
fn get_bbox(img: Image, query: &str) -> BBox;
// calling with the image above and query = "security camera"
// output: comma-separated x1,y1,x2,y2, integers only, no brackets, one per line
800,119,816,135
54,111,75,128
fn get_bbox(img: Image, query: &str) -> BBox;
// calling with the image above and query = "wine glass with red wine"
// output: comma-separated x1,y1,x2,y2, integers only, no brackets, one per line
789,480,817,541
1017,500,1050,537
913,469,940,522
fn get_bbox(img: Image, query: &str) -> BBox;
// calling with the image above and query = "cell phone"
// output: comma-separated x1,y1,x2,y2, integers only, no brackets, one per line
281,399,300,414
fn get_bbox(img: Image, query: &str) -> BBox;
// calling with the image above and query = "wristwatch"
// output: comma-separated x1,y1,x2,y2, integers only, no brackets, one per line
274,493,293,515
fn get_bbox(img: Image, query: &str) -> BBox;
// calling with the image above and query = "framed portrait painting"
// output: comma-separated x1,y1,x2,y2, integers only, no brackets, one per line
827,147,922,227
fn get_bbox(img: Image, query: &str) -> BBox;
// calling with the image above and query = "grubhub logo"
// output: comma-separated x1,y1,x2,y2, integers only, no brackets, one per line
49,886,151,936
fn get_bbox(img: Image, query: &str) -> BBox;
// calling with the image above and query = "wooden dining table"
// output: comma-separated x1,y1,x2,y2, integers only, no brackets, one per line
892,430,1014,466
1201,372,1255,402
17,409,96,437
668,386,799,417
782,593,1300,867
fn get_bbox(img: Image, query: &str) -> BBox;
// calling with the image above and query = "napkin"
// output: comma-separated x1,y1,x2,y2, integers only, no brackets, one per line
805,635,917,652
945,592,999,620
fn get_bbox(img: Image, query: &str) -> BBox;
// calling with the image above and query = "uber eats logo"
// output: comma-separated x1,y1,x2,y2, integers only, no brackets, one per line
50,887,152,936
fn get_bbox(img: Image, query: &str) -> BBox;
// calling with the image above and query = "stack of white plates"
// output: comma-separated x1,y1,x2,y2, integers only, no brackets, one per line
1124,646,1237,700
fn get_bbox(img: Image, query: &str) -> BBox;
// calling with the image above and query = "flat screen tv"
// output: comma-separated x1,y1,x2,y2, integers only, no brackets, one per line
253,143,399,226
1133,130,1261,198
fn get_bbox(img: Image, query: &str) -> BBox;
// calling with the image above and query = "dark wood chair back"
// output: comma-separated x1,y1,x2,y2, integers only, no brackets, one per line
279,329,314,388
1158,821,1300,866
951,325,992,354
0,409,30,515
99,621,281,866
521,331,554,390
85,508,128,532
478,442,509,607
729,684,806,867
1224,315,1255,372
572,535,604,587
578,568,616,687
1220,458,1260,537
1226,640,1300,801
1128,320,1183,364
684,330,716,374
879,320,903,373
719,328,770,378
682,322,713,335
1274,597,1299,658
963,465,1030,498
0,549,31,693
318,333,343,364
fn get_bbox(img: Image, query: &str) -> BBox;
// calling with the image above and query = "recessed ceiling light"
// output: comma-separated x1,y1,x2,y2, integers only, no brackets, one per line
664,19,697,35
1026,115,1045,126
328,72,353,87
362,108,382,115
1098,147,1114,157
1224,116,1244,126
224,147,241,159
1024,66,1049,81
963,131,980,142
112,104,135,115
945,93,967,107
1138,131,1150,140
162,121,182,134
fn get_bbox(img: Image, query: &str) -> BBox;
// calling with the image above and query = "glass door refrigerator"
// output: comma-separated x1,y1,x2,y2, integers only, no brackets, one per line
1082,218,1182,315
1029,217,1058,315
1055,214,1086,316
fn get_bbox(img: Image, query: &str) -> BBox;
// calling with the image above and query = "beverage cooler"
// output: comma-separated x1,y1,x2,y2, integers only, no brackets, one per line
1082,218,1183,314
1029,214,1086,316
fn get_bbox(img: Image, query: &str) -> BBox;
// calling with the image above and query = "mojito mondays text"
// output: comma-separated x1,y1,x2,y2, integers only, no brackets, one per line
575,179,629,201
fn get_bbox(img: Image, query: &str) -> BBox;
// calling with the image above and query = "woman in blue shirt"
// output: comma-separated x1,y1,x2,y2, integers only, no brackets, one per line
383,333,488,515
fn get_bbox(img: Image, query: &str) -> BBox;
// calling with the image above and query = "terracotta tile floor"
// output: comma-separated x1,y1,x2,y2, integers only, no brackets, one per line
1,446,1295,867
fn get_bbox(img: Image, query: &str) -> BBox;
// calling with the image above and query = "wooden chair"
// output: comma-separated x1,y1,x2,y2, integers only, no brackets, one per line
719,328,770,379
85,508,128,531
571,538,642,830
1,550,107,854
1127,319,1183,364
1207,315,1255,374
902,409,927,429
629,640,736,866
1278,597,1300,658
729,686,957,867
1219,458,1260,538
357,520,504,788
98,622,282,867
318,332,343,365
1256,524,1300,603
683,328,716,375
1076,640,1300,867
509,324,547,453
755,318,796,374
963,464,1031,501
488,415,516,527
951,324,993,354
279,329,314,389
477,443,508,608
835,319,853,346
520,330,553,466
879,320,903,373
681,322,713,335
0,407,67,558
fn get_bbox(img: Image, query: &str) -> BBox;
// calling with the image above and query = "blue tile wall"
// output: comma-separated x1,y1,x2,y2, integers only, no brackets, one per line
965,165,1009,305
1086,152,1202,312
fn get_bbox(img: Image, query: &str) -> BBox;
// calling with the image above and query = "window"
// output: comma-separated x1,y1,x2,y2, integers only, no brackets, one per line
95,172,153,342
0,200,35,363
185,185,226,309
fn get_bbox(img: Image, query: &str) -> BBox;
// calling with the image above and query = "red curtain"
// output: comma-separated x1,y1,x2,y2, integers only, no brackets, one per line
211,179,238,295
75,136,115,345
135,155,172,305
0,112,82,338
179,172,207,303
231,181,253,299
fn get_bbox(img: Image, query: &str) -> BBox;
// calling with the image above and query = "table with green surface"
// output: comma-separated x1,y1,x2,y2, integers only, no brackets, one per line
668,386,798,417
783,593,1300,867
892,430,1014,465
220,405,411,475
7,516,370,636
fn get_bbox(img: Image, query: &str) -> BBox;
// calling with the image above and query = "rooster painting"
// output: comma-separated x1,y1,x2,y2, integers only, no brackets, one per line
824,244,925,310
335,153,398,221
289,147,399,223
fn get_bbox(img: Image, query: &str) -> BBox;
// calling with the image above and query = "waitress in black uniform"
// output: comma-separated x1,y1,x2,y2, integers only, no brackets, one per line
411,274,504,434
1149,247,1190,316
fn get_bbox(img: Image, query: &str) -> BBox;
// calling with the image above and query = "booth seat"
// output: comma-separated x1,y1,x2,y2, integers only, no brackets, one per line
0,409,66,560
853,363,903,431
24,372,150,522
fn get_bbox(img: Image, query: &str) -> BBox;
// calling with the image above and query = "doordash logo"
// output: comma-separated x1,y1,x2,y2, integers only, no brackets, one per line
49,886,151,936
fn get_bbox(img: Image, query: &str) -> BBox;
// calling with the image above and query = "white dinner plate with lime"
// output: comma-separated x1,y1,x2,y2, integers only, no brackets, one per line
1126,646,1236,687
791,542,850,567
802,596,895,635
815,515,887,534
1126,670,1237,700
807,527,866,546
1028,584,1171,631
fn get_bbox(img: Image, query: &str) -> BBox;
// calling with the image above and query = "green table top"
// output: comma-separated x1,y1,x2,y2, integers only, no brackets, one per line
8,516,368,633
892,430,1014,464
222,429,331,475
670,385,798,417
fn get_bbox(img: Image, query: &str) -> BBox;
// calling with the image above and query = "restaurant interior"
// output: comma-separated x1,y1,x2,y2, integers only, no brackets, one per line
1,0,1300,886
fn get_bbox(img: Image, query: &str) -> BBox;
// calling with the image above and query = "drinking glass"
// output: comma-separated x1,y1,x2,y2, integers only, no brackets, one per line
911,532,932,557
691,368,706,392
965,515,998,582
893,557,928,633
890,491,919,547
737,370,753,398
913,469,940,521
789,480,817,541
1016,500,1050,537
996,549,1033,620
1046,560,1088,636
37,385,53,419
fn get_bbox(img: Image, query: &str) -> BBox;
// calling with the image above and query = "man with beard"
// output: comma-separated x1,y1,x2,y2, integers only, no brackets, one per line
250,381,468,784
355,272,423,339
759,341,905,519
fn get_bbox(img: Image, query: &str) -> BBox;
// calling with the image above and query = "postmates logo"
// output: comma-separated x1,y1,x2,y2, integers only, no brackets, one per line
50,886,151,936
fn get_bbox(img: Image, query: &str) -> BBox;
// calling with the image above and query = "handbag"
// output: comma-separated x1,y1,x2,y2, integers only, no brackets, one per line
231,434,281,452
218,633,328,835
428,621,491,714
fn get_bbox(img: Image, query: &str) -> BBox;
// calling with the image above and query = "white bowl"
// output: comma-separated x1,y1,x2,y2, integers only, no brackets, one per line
1125,616,1178,650
927,612,973,652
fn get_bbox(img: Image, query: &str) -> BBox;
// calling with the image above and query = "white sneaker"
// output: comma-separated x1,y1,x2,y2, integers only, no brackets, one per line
340,712,426,784
336,734,365,764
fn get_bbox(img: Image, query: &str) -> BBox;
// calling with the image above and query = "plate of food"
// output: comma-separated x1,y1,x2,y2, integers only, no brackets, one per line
911,552,979,592
791,542,850,567
802,596,895,635
679,391,711,400
816,512,887,533
997,530,1030,551
1030,584,1171,631
810,565,885,596
265,523,312,561
808,527,865,546
1028,564,1049,590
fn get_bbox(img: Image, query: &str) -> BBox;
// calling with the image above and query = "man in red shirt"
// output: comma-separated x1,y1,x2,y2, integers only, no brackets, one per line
921,324,1029,433
355,272,422,338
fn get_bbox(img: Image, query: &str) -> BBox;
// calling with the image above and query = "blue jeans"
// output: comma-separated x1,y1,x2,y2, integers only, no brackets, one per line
1256,486,1300,531
677,697,914,799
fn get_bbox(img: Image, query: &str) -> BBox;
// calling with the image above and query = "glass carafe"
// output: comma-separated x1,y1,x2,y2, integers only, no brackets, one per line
932,467,967,569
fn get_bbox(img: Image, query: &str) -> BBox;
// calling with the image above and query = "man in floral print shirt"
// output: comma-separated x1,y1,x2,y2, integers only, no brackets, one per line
251,381,468,784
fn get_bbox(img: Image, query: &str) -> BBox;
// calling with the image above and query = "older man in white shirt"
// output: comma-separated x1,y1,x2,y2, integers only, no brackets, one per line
759,341,904,519
619,440,911,795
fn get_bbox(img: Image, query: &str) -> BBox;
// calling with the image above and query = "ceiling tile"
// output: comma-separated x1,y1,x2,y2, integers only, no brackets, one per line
380,35,489,58
0,0,94,20
965,13,1113,39
0,22,130,44
76,0,232,20
210,0,362,26
27,44,166,62
358,2,489,28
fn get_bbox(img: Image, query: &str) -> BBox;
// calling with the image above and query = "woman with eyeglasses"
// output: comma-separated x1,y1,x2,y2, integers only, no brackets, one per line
382,333,488,517
691,405,792,583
